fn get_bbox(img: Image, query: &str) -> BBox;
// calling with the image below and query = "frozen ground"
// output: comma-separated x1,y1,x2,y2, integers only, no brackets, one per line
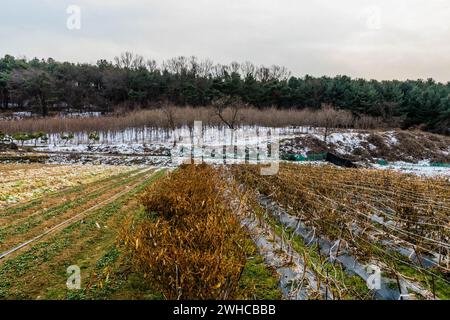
4,125,449,178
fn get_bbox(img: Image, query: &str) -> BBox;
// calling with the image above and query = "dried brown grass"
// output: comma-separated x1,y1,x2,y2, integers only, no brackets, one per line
0,105,388,134
119,164,248,300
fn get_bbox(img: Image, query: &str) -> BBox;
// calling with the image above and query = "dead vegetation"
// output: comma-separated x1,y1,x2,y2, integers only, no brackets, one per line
364,131,450,163
119,164,249,300
231,163,450,299
0,105,389,134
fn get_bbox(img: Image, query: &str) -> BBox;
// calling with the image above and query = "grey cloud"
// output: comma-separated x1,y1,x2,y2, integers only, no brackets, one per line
0,0,449,81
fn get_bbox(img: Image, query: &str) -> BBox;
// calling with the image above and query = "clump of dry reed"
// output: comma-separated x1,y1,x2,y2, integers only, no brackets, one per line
119,164,249,300
0,105,388,134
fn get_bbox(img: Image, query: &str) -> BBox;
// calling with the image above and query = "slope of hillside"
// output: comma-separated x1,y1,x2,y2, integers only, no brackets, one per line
281,129,450,164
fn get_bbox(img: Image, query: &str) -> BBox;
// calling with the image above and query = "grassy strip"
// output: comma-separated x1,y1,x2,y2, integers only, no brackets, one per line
237,239,283,300
366,241,450,300
68,208,165,300
1,199,43,216
396,263,450,300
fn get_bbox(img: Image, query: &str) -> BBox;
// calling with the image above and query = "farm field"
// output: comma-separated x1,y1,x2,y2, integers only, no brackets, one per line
0,164,164,299
0,162,448,300
2,0,450,311
231,163,450,300
0,163,281,300
0,163,134,208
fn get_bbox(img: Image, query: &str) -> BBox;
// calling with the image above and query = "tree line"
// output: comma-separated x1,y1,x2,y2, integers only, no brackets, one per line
0,53,449,134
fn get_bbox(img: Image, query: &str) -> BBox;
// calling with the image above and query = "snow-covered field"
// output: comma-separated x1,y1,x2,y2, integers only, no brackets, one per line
7,125,450,178
32,126,303,164
32,125,312,149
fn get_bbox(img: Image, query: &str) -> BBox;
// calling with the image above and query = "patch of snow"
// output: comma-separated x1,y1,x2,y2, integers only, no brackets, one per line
312,131,369,155
441,147,450,156
62,112,103,118
384,131,399,146
372,161,450,178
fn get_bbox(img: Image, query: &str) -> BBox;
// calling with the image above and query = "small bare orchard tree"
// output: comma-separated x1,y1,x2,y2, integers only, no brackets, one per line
161,102,177,147
12,133,33,146
60,133,74,146
319,104,340,143
28,132,47,147
161,103,176,131
212,95,245,130
212,96,246,154
87,132,100,149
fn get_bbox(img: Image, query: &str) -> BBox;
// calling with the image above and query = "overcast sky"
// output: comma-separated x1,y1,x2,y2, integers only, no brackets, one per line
1,0,449,81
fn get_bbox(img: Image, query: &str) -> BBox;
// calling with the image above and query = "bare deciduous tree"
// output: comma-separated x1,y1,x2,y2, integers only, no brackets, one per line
230,61,240,74
240,61,257,79
161,102,177,146
199,59,214,78
212,96,245,130
161,103,176,130
269,65,291,81
114,52,146,71
320,104,340,143
163,56,188,75
212,64,230,78
146,59,158,73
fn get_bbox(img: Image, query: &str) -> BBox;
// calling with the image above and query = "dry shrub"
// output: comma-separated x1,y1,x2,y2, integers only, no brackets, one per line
394,131,436,161
119,164,248,300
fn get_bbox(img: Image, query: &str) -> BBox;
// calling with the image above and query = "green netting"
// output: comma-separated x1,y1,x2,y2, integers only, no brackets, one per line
376,160,449,167
282,153,327,162
307,153,327,161
281,154,306,161
430,162,450,168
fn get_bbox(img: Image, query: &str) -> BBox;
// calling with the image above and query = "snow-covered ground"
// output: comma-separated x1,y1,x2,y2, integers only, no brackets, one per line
312,131,374,155
372,161,450,178
7,125,450,178
31,125,316,148
26,125,302,167
0,111,33,120
32,125,312,162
